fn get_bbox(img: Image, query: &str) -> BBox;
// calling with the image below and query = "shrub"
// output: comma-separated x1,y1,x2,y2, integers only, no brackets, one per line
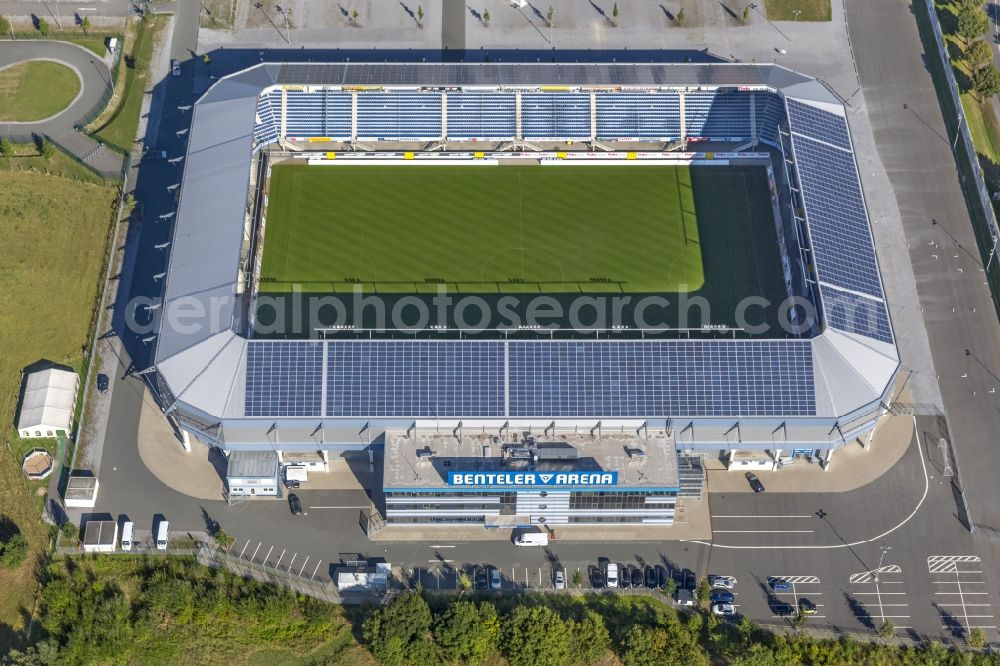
0,533,29,569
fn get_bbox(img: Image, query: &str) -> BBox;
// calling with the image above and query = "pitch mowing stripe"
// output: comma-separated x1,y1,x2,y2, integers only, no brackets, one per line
259,164,705,294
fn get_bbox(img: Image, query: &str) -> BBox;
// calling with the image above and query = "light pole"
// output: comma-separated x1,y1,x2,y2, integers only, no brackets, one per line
793,9,801,21
987,234,998,271
873,544,891,584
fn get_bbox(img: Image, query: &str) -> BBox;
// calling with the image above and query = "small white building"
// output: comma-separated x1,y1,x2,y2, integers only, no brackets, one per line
336,562,391,592
226,450,279,497
17,368,79,439
64,473,99,508
82,520,117,553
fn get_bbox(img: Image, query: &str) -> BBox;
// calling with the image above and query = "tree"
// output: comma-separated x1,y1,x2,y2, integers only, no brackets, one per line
434,600,500,665
457,571,472,592
676,8,685,25
958,5,990,43
792,611,807,628
81,16,91,34
0,15,11,37
362,590,432,666
547,5,554,27
877,620,895,640
612,2,619,24
36,17,49,36
742,5,750,22
417,4,424,28
966,39,993,73
973,64,1000,99
568,610,610,664
483,9,490,26
351,8,359,25
695,577,712,605
572,569,583,588
0,137,13,158
662,577,677,600
0,533,28,569
60,521,78,543
40,138,55,160
213,529,234,549
621,626,670,666
503,605,571,666
969,627,987,648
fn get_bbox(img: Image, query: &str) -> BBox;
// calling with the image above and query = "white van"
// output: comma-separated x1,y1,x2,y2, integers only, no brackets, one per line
156,521,169,550
606,562,619,588
513,532,549,547
120,521,134,551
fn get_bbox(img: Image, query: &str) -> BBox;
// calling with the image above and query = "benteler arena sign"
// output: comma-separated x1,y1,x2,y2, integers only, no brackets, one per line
447,472,618,487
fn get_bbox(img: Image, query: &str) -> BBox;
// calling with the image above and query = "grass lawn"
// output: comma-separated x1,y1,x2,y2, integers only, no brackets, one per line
261,164,705,293
2,31,116,58
0,171,117,652
764,0,832,21
92,15,166,153
0,142,107,184
0,61,80,122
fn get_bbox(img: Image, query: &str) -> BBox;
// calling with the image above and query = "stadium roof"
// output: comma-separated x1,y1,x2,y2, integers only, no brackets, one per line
153,62,897,449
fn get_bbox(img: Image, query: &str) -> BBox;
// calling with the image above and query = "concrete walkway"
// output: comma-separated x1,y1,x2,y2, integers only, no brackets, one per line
706,414,914,494
0,39,123,176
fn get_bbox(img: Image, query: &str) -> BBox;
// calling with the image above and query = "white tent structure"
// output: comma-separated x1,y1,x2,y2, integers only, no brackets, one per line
17,368,79,438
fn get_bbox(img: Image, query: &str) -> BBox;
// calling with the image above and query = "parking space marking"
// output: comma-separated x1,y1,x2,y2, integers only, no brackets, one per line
928,555,995,635
768,575,824,619
847,563,910,631
713,530,815,534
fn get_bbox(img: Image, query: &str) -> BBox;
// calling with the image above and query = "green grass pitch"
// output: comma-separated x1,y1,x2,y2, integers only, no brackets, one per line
259,164,704,294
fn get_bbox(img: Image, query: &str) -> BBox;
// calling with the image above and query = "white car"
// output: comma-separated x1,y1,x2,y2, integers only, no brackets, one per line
605,562,619,589
711,603,736,616
709,575,735,590
490,568,501,591
554,568,565,589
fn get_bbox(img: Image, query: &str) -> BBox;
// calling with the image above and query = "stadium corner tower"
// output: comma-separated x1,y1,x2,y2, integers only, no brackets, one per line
151,62,898,529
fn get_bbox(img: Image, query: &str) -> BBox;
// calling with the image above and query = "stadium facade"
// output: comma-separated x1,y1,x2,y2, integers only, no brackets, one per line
149,62,898,528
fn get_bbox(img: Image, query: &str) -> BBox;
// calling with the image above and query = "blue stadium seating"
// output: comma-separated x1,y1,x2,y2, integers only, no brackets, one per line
254,93,279,146
685,92,753,140
596,92,681,140
521,92,591,140
285,89,351,139
447,92,516,140
358,91,442,140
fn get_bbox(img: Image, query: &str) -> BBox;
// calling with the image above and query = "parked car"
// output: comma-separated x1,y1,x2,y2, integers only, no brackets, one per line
709,575,735,590
606,562,619,589
171,59,181,76
490,567,501,591
683,569,696,591
591,568,605,589
631,566,643,589
770,601,796,616
745,472,765,493
554,567,565,589
711,590,735,605
769,579,792,592
96,373,109,394
645,566,657,589
711,603,736,617
672,568,684,589
287,493,303,515
799,598,818,615
474,568,488,590
620,565,632,589
656,565,669,589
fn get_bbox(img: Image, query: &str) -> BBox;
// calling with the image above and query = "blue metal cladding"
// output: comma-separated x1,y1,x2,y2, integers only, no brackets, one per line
447,92,516,139
357,91,442,140
521,93,591,139
791,134,884,298
786,99,852,151
595,92,681,140
684,92,752,139
822,287,894,344
327,342,505,417
508,341,816,417
245,341,324,417
756,92,785,146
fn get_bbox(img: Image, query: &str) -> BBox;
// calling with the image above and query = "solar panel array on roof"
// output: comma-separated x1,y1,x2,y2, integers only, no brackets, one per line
508,341,815,417
245,342,323,417
792,134,883,298
822,287,893,345
786,99,851,151
327,342,505,417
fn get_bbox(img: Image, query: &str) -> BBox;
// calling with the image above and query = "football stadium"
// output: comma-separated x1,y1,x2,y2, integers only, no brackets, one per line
150,62,899,528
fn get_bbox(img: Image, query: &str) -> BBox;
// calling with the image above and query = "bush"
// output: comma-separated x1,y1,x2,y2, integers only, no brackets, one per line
958,5,989,43
36,17,49,35
0,138,13,157
0,533,29,569
61,521,79,543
